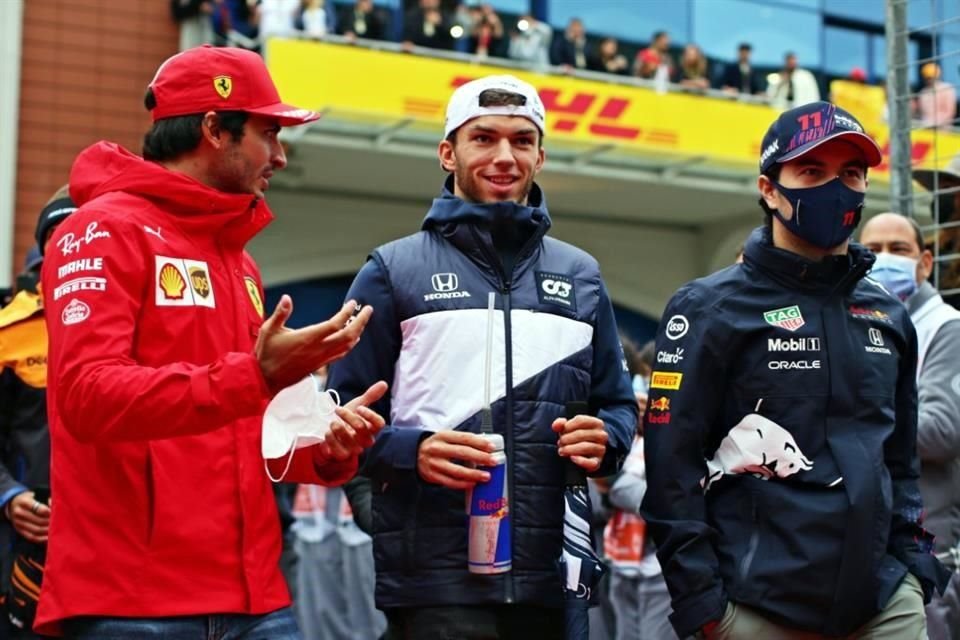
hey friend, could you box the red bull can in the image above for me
[466,434,511,574]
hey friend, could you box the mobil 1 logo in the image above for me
[536,272,576,311]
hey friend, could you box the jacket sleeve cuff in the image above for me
[668,587,727,639]
[0,486,27,515]
[589,423,628,478]
[906,552,953,602]
[386,426,431,472]
[360,426,432,484]
[312,453,360,487]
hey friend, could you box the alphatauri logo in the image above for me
[536,272,576,310]
[425,273,471,302]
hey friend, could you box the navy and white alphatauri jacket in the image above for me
[641,226,949,638]
[327,179,636,610]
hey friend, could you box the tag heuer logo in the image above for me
[764,305,805,332]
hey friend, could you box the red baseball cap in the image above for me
[148,45,319,126]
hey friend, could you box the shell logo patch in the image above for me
[159,263,187,300]
[244,276,264,318]
[214,75,232,99]
[155,257,216,308]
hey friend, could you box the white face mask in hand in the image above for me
[262,374,340,483]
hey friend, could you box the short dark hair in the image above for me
[758,165,782,220]
[652,30,667,42]
[446,88,543,148]
[142,88,249,162]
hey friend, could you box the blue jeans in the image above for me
[64,607,301,640]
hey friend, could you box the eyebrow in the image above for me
[467,124,538,137]
[795,158,866,170]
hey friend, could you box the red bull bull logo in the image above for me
[648,396,672,424]
[650,397,670,412]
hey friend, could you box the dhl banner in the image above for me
[267,38,960,179]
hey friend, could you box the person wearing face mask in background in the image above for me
[641,101,949,640]
[860,212,960,640]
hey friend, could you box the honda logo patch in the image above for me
[425,272,471,302]
[536,272,576,310]
[431,273,459,292]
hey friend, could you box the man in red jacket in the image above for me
[35,45,386,639]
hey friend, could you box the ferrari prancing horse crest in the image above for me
[214,75,232,99]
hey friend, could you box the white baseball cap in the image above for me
[443,75,546,139]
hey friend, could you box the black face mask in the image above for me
[930,194,957,222]
[770,178,865,249]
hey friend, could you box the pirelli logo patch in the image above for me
[650,371,683,390]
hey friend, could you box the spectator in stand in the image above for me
[588,37,629,76]
[402,0,454,52]
[720,42,763,95]
[170,0,215,50]
[297,0,335,39]
[635,31,674,79]
[677,44,709,91]
[551,17,588,72]
[508,14,552,68]
[464,3,504,59]
[212,0,260,50]
[257,0,301,40]
[768,51,821,110]
[634,48,660,81]
[916,63,957,130]
[337,0,386,42]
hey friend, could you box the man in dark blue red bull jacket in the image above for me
[642,101,950,639]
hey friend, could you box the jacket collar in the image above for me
[742,225,875,293]
[906,281,941,315]
[70,142,273,248]
[422,176,551,232]
[422,176,551,282]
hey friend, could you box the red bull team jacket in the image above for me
[641,226,949,638]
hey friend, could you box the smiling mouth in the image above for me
[485,176,517,186]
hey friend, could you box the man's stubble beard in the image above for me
[454,158,535,205]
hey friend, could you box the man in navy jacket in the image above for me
[327,75,636,639]
[642,102,949,639]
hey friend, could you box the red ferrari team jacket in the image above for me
[35,142,356,635]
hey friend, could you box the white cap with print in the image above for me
[443,75,546,139]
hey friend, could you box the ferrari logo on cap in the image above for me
[214,75,232,99]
